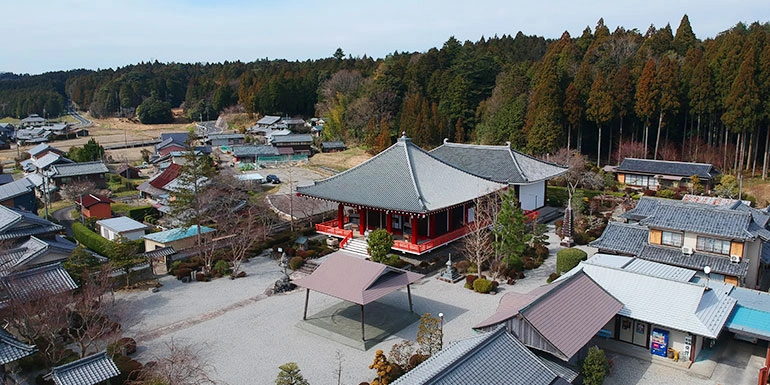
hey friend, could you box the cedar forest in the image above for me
[2,16,770,176]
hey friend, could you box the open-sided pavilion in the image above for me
[294,251,424,350]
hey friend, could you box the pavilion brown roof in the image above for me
[475,271,622,360]
[294,251,423,305]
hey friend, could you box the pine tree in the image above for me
[493,188,529,269]
[653,55,680,159]
[563,82,582,151]
[722,49,760,172]
[275,362,310,385]
[673,14,697,56]
[586,72,613,165]
[635,59,658,157]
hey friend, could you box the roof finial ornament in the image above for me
[402,131,406,138]
[443,138,449,144]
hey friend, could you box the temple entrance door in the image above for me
[392,215,402,231]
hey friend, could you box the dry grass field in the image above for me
[308,147,372,171]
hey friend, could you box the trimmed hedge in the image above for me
[473,278,494,293]
[72,222,112,257]
[127,206,156,222]
[556,247,588,273]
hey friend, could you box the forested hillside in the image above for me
[2,16,770,175]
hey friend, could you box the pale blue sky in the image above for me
[4,0,769,75]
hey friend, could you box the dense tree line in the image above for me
[2,16,770,175]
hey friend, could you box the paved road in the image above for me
[52,205,75,237]
[66,106,92,128]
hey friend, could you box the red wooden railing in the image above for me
[393,221,489,254]
[339,231,353,249]
[316,219,353,247]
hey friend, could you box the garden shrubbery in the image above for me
[556,248,587,273]
[473,278,493,293]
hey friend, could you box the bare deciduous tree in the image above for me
[130,340,217,385]
[459,193,497,276]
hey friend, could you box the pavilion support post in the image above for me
[337,204,344,229]
[407,284,414,312]
[359,207,365,235]
[303,289,310,320]
[386,212,392,233]
[447,208,452,231]
[429,214,436,238]
[361,305,366,341]
[411,215,419,244]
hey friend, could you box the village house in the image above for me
[49,161,109,189]
[321,141,346,153]
[610,158,719,191]
[0,177,37,212]
[0,327,37,374]
[0,205,77,273]
[137,163,182,208]
[142,225,214,251]
[75,194,114,219]
[231,144,280,164]
[590,196,770,289]
[254,115,281,128]
[270,133,313,156]
[97,216,148,241]
[209,133,245,147]
[477,254,739,365]
[0,174,15,186]
[430,140,568,211]
[20,114,45,127]
[115,164,140,179]
[45,351,120,385]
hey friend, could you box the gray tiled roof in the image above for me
[51,161,109,178]
[28,143,56,157]
[2,263,77,303]
[589,222,648,255]
[430,141,568,184]
[639,244,750,278]
[0,174,14,185]
[256,115,281,125]
[270,134,313,144]
[0,206,64,241]
[48,351,120,385]
[392,327,566,385]
[232,145,280,157]
[626,197,757,240]
[616,158,719,179]
[0,328,36,365]
[297,136,505,213]
[0,177,35,202]
[209,133,244,140]
[33,153,72,169]
[322,141,346,149]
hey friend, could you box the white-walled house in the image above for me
[97,216,148,241]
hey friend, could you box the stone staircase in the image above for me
[297,259,320,275]
[343,238,369,256]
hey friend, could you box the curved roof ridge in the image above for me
[623,157,714,167]
[402,138,427,211]
[506,143,528,183]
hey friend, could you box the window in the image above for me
[696,236,731,255]
[661,231,683,247]
[625,174,659,189]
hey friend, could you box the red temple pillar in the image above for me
[428,213,436,238]
[337,204,344,229]
[386,212,392,233]
[411,215,419,244]
[359,207,366,235]
[447,208,453,231]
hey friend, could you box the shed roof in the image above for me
[638,244,750,278]
[475,271,622,360]
[392,327,571,385]
[28,143,62,157]
[616,158,718,179]
[0,328,36,365]
[294,251,423,305]
[297,136,505,213]
[430,141,568,184]
[75,194,113,208]
[143,225,214,244]
[322,141,346,150]
[51,161,109,178]
[97,216,147,233]
[48,351,120,385]
[115,164,139,175]
[33,153,72,169]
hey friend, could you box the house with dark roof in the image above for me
[475,270,622,364]
[20,114,45,127]
[612,158,719,191]
[0,236,77,273]
[0,177,37,212]
[115,164,140,179]
[321,141,346,153]
[270,134,313,155]
[430,140,568,211]
[231,144,280,163]
[392,327,576,385]
[75,194,113,219]
[0,328,36,373]
[28,143,64,161]
[298,135,506,255]
[209,133,245,147]
[255,115,281,127]
[50,161,109,189]
[46,351,119,385]
[1,263,77,305]
[591,196,770,289]
[0,174,15,186]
